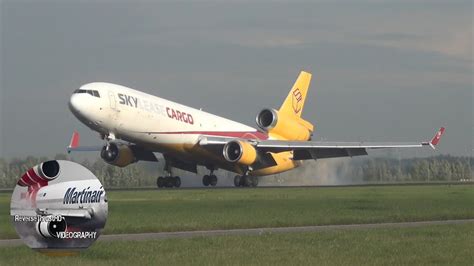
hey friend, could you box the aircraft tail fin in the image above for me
[279,71,312,117]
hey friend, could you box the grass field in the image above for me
[1,184,473,239]
[0,223,472,265]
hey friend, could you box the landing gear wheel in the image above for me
[202,175,210,186]
[209,175,218,187]
[173,176,181,188]
[234,175,242,187]
[166,176,175,188]
[157,176,164,188]
[250,176,258,187]
[243,176,253,187]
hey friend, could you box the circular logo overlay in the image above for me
[10,160,108,254]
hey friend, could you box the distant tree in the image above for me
[54,153,69,160]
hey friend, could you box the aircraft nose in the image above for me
[68,93,83,115]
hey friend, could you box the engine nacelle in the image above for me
[36,216,67,238]
[256,108,313,141]
[223,140,257,166]
[100,143,136,167]
[17,160,61,187]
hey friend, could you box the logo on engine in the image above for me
[292,88,303,114]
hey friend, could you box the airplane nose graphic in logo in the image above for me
[292,88,303,114]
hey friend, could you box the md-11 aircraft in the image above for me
[68,71,445,188]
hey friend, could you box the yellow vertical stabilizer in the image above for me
[279,71,312,117]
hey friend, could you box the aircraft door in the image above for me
[107,91,119,129]
[108,91,116,110]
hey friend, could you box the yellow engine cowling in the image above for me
[100,143,136,167]
[256,108,313,140]
[223,140,257,166]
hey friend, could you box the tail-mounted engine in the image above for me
[256,108,313,141]
[223,140,257,166]
[100,143,136,167]
[17,160,61,187]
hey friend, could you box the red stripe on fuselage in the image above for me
[152,131,268,140]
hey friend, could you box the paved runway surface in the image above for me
[1,219,473,247]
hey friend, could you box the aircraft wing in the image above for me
[200,127,445,160]
[257,141,412,159]
[36,208,94,219]
[66,131,158,162]
[66,131,102,153]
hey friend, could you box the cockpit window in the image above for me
[73,89,100,98]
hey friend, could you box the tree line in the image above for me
[0,154,472,189]
[0,154,161,189]
[348,155,473,183]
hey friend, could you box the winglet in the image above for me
[427,127,445,150]
[67,131,80,153]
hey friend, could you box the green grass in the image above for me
[0,223,472,265]
[1,185,473,239]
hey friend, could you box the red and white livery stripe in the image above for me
[17,167,49,187]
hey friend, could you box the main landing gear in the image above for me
[202,174,217,187]
[202,168,218,187]
[157,165,181,188]
[234,175,258,187]
[157,176,181,188]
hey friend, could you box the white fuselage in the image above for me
[36,180,106,211]
[69,82,268,167]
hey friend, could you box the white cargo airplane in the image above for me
[68,71,445,188]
